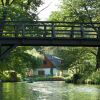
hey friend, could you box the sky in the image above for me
[38,0,60,21]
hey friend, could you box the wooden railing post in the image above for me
[70,26,74,38]
[80,23,84,38]
[97,27,100,39]
[43,25,47,37]
[51,23,56,38]
[22,23,25,37]
[0,21,5,36]
[14,24,18,37]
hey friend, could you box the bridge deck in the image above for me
[0,37,100,46]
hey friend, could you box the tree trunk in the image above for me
[0,45,1,56]
[0,83,3,99]
[96,47,100,70]
[96,27,100,70]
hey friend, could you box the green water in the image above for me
[0,81,100,100]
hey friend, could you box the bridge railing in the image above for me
[0,21,100,39]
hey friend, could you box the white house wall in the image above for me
[33,68,60,76]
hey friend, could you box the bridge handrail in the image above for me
[0,21,100,39]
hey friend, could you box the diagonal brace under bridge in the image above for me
[0,45,17,59]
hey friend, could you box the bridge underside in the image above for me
[0,37,100,47]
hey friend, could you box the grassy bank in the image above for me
[32,76,65,81]
[65,71,100,84]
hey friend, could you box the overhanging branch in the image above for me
[1,0,4,6]
[0,45,17,59]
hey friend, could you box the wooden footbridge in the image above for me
[0,21,100,59]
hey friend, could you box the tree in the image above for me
[49,0,100,70]
[0,0,43,37]
[0,0,42,35]
[0,47,43,74]
[0,0,43,79]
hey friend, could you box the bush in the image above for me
[72,73,83,83]
[0,71,21,82]
[89,71,100,84]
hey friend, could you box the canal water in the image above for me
[0,81,100,100]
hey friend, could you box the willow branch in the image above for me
[36,2,52,15]
[10,0,16,5]
[1,0,4,6]
[6,0,10,5]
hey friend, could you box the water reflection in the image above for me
[0,82,100,100]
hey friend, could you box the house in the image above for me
[33,54,63,76]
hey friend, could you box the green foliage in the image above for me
[0,71,21,82]
[49,0,100,22]
[0,0,43,20]
[33,76,64,81]
[0,0,43,81]
[0,46,43,75]
[87,71,100,84]
[48,0,100,84]
[53,47,96,70]
[72,73,82,83]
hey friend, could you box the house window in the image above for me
[61,60,64,64]
[38,70,45,76]
[43,60,47,64]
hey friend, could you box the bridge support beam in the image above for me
[0,37,100,47]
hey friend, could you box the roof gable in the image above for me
[45,54,62,67]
